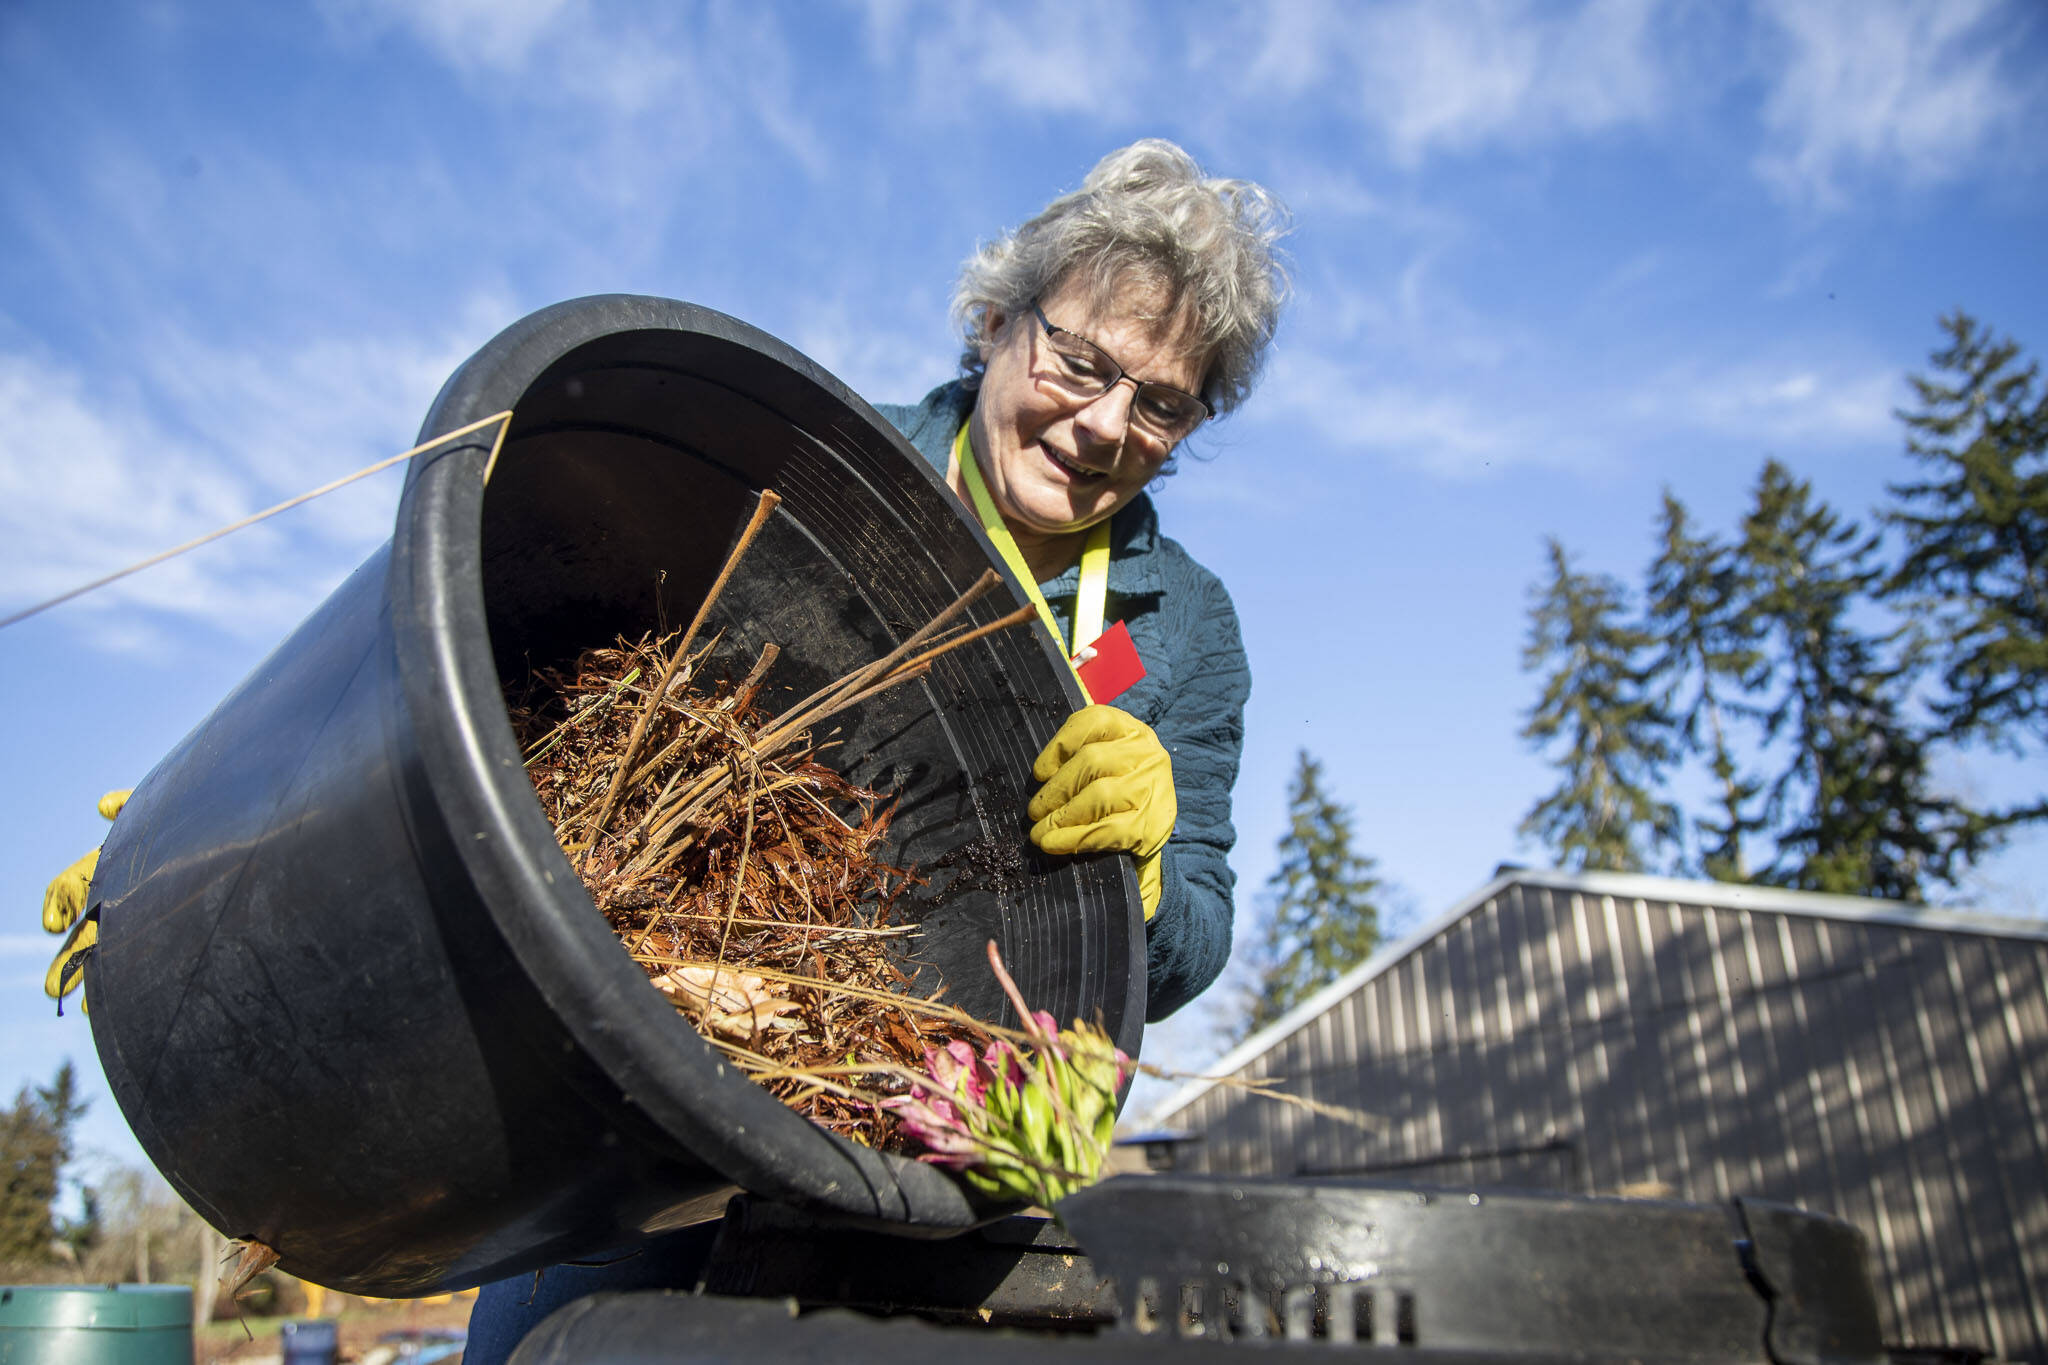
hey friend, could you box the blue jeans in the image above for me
[462,1222,725,1365]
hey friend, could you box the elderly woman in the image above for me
[461,146,1285,1356]
[877,138,1288,1022]
[30,145,1285,1365]
[25,141,1279,1365]
[456,147,1285,1359]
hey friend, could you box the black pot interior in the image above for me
[473,326,1140,1055]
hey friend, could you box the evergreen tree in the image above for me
[1738,461,1985,899]
[1645,493,1768,881]
[0,1062,88,1269]
[1520,539,1678,872]
[58,1186,101,1268]
[1242,751,1384,1035]
[1886,312,2048,783]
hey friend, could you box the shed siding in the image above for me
[1162,881,2048,1363]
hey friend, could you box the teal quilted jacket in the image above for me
[873,382,1248,1022]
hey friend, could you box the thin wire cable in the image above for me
[0,410,514,632]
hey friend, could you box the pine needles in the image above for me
[502,490,1035,1147]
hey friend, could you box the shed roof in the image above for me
[1152,865,2048,1122]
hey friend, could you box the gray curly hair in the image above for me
[952,139,1290,420]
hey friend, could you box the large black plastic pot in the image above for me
[83,295,1145,1296]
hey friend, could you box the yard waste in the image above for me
[506,515,1033,1150]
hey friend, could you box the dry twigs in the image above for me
[504,491,1034,1147]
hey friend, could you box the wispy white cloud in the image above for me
[1366,0,1663,164]
[0,295,507,648]
[846,0,2035,207]
[1262,349,1535,480]
[1763,245,1839,301]
[1625,356,1900,449]
[1228,0,1666,165]
[1270,164,1388,223]
[855,0,1142,123]
[131,299,506,545]
[320,0,832,196]
[1754,0,2036,207]
[1587,249,1669,306]
[787,304,958,412]
[1149,437,1303,521]
[0,347,252,609]
[303,0,839,261]
[332,0,579,74]
[1259,314,1902,483]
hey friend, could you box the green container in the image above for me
[0,1285,192,1364]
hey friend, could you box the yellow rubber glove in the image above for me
[1026,707,1175,919]
[42,789,131,1007]
[42,849,99,935]
[44,918,97,1004]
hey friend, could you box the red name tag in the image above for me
[1075,620,1145,704]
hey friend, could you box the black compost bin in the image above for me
[82,295,1146,1296]
[506,1177,1890,1364]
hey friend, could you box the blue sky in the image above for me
[2,0,2043,1173]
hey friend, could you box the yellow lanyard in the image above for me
[952,424,1111,696]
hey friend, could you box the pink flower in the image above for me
[884,942,1139,1204]
[883,1038,1006,1169]
[881,1084,978,1168]
[926,1039,988,1105]
[901,1109,981,1167]
[982,1038,1026,1089]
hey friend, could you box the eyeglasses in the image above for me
[1030,304,1211,444]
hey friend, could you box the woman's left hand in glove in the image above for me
[1027,707,1175,918]
[41,789,130,1007]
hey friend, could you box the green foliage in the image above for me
[1886,311,2048,774]
[1737,461,1988,899]
[75,1164,212,1289]
[1520,539,1679,873]
[0,1062,88,1270]
[1243,751,1384,1035]
[1516,313,2043,905]
[59,1186,101,1266]
[1645,493,1768,880]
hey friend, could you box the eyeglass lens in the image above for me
[1037,325,1207,439]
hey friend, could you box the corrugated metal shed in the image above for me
[1153,868,2048,1363]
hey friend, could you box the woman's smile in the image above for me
[1043,443,1107,482]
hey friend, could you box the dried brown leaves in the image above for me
[509,630,943,1144]
[503,499,1033,1148]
